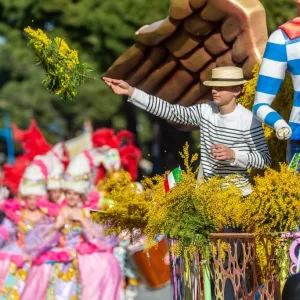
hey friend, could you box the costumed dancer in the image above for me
[0,164,53,299]
[84,128,141,209]
[32,142,69,217]
[43,143,68,204]
[20,153,122,300]
[92,129,142,300]
[253,0,300,163]
[2,120,53,198]
[92,128,142,205]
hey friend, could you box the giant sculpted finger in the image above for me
[103,0,268,130]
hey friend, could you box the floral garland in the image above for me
[244,165,300,234]
[92,143,245,258]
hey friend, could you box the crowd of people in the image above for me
[0,123,142,300]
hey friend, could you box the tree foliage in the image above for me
[0,0,169,144]
[260,0,298,33]
[0,0,296,159]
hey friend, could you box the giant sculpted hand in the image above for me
[276,127,292,140]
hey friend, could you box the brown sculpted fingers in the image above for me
[105,0,267,111]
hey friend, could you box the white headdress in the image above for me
[19,164,47,196]
[63,152,93,195]
[33,142,66,190]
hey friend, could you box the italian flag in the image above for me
[164,167,183,193]
[289,153,300,172]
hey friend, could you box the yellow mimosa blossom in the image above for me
[24,27,92,101]
[24,26,51,46]
[244,165,300,234]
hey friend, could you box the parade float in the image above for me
[97,0,300,298]
[90,142,300,299]
[24,0,300,298]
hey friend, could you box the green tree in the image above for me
[0,0,169,144]
[0,0,297,169]
[260,0,298,33]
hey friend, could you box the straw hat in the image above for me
[203,66,247,87]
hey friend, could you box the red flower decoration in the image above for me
[92,128,118,149]
[3,119,52,195]
[119,145,142,181]
[117,130,135,147]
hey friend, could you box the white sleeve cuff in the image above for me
[230,150,248,169]
[273,119,291,131]
[127,88,150,110]
[127,88,138,103]
[230,157,237,166]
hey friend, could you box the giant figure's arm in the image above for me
[253,29,291,139]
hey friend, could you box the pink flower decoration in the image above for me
[0,252,8,260]
[10,254,25,268]
[56,251,71,263]
[3,199,22,212]
[83,191,100,209]
[2,199,22,224]
[33,250,71,265]
[0,226,8,241]
[60,199,67,208]
[36,196,48,205]
[76,242,98,255]
[87,190,100,204]
[0,253,25,268]
[37,197,59,217]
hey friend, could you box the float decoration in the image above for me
[103,0,267,119]
[91,143,245,256]
[238,63,294,170]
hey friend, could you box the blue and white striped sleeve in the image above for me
[253,29,290,131]
[128,88,202,126]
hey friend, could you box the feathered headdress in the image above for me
[119,145,142,181]
[12,120,51,160]
[117,130,135,147]
[3,157,29,195]
[92,128,142,182]
[3,120,52,195]
[92,128,118,149]
[52,142,70,170]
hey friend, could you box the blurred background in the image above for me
[0,0,296,176]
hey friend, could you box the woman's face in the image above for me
[24,195,37,210]
[48,189,62,203]
[65,189,82,207]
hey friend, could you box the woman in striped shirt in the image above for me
[103,66,271,196]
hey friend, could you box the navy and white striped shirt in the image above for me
[129,89,271,195]
[254,28,300,139]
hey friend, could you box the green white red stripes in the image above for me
[164,167,183,193]
[289,153,300,172]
